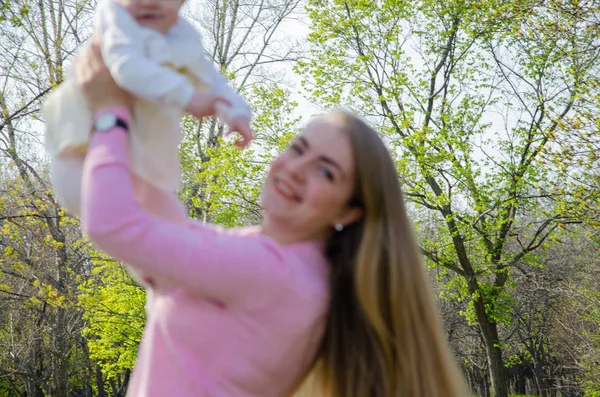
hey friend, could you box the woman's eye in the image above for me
[319,167,334,181]
[290,144,303,154]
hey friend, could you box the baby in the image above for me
[43,0,252,221]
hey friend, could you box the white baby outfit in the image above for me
[43,0,251,216]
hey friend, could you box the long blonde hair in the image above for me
[303,111,467,397]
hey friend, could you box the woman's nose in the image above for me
[286,157,308,181]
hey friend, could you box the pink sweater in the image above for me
[81,108,330,397]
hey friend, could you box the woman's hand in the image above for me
[76,40,134,112]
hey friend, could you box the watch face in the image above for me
[95,114,117,131]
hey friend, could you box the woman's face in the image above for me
[262,120,361,241]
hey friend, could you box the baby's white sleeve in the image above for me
[204,61,252,120]
[96,1,195,108]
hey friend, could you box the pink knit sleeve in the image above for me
[81,108,290,306]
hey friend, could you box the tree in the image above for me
[551,230,600,396]
[502,234,578,397]
[0,170,94,396]
[0,0,110,394]
[434,272,491,396]
[78,256,146,396]
[297,0,600,395]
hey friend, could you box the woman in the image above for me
[76,43,467,397]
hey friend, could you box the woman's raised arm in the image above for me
[76,45,290,308]
[81,119,291,307]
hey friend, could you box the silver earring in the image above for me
[335,223,344,232]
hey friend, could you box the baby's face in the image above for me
[117,0,184,34]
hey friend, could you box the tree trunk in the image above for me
[474,297,508,397]
[482,371,490,397]
[25,379,44,397]
[96,365,106,397]
[533,361,548,397]
[466,368,476,395]
[516,364,527,395]
[50,308,69,396]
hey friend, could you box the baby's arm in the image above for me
[202,61,253,146]
[95,1,196,109]
[204,62,252,120]
[184,91,229,120]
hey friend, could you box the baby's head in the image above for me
[116,0,184,34]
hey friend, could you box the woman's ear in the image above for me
[333,206,364,229]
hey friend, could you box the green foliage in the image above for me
[584,390,600,397]
[576,285,600,394]
[0,0,31,26]
[0,166,92,396]
[78,256,146,381]
[1,0,598,394]
[298,0,599,395]
[299,0,599,320]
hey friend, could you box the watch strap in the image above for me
[112,118,129,131]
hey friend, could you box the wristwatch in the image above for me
[93,113,129,133]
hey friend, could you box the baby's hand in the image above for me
[215,103,253,148]
[185,92,228,120]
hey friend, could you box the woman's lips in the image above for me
[274,179,300,201]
